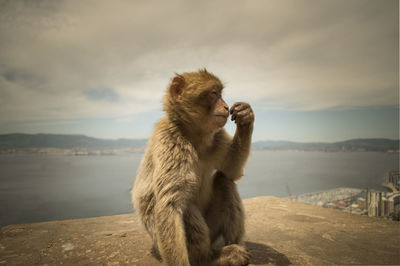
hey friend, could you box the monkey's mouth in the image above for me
[214,114,228,125]
[215,114,229,118]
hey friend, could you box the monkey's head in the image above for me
[164,69,229,134]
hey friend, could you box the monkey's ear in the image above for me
[169,75,184,100]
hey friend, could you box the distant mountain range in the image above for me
[0,133,147,150]
[0,133,398,152]
[252,139,399,152]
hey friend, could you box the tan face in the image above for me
[207,88,229,130]
[167,71,229,133]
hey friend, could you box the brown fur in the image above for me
[132,69,254,266]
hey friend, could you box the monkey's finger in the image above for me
[231,108,245,121]
[238,113,254,126]
[229,104,237,114]
[230,105,249,119]
[231,112,237,121]
[230,102,249,114]
[230,108,240,120]
[238,114,252,124]
[234,109,252,119]
[230,110,237,120]
[230,102,246,114]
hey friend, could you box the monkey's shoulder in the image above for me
[148,118,198,161]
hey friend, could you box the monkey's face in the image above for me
[166,70,229,133]
[204,86,229,130]
[184,79,229,132]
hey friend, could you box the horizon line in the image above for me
[1,132,398,144]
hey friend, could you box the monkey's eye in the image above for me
[210,90,219,99]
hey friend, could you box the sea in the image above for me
[0,150,398,227]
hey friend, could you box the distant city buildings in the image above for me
[292,172,400,221]
[361,172,400,220]
[364,190,400,219]
[0,147,145,155]
[383,171,400,191]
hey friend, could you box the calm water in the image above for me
[0,151,398,227]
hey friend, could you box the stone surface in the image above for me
[1,196,399,265]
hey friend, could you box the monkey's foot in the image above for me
[213,244,251,266]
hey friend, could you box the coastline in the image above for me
[0,147,399,156]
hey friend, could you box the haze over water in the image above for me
[0,151,398,227]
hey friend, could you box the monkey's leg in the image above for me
[183,204,212,265]
[206,171,245,243]
[206,172,250,266]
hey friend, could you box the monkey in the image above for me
[131,69,254,266]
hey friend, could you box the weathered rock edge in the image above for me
[1,196,399,265]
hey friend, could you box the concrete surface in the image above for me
[1,196,399,265]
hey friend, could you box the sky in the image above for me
[0,0,398,142]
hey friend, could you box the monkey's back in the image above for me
[131,117,190,237]
[131,138,156,236]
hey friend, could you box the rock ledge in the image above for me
[1,196,399,265]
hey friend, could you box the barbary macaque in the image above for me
[132,69,254,265]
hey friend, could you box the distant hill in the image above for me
[252,139,399,152]
[0,133,147,150]
[0,134,398,153]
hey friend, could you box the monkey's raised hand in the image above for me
[230,102,254,127]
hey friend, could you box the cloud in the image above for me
[0,0,397,123]
[83,88,120,103]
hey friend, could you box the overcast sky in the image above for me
[0,0,398,142]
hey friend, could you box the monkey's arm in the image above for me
[152,141,199,265]
[219,102,254,181]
